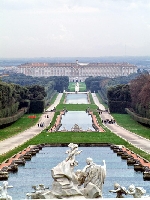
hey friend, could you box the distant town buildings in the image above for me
[17,61,137,82]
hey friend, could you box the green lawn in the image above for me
[56,104,97,111]
[89,92,95,104]
[45,92,58,109]
[56,90,96,111]
[68,82,86,92]
[0,92,150,164]
[1,125,150,163]
[0,114,41,141]
[96,93,108,109]
[0,93,59,142]
[112,113,150,140]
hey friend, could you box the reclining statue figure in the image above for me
[26,143,107,199]
[51,143,106,198]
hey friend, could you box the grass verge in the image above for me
[68,82,86,92]
[0,92,150,164]
[1,128,149,163]
[0,114,41,141]
[112,113,150,140]
[0,93,59,142]
[96,93,108,109]
[56,104,97,111]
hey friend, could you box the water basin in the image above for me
[1,146,150,199]
[59,111,95,131]
[65,93,88,104]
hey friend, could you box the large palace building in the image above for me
[17,60,137,82]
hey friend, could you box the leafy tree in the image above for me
[107,84,131,113]
[52,76,69,92]
[26,85,46,100]
[90,81,100,92]
[129,74,150,118]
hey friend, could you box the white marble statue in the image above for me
[127,184,148,198]
[109,183,127,198]
[0,181,13,200]
[109,183,149,198]
[50,143,83,198]
[83,158,106,189]
[26,143,107,199]
[65,143,82,166]
[77,157,106,198]
[26,184,49,199]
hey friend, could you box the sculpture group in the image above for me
[26,143,106,199]
[1,143,149,199]
[109,182,149,198]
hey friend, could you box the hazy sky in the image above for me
[1,0,150,58]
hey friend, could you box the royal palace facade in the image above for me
[17,61,137,82]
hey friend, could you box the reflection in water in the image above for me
[66,93,88,104]
[59,111,95,131]
[1,147,149,199]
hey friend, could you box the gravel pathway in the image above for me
[92,93,150,154]
[0,93,63,155]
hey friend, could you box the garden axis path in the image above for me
[0,93,63,155]
[92,93,150,154]
[0,92,150,156]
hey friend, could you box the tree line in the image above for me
[130,74,150,119]
[0,74,69,125]
[85,72,150,121]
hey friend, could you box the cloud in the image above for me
[49,24,74,43]
[57,5,99,13]
[0,0,34,11]
[0,0,99,14]
[0,0,150,57]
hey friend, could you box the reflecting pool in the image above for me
[1,146,150,199]
[66,93,88,104]
[58,111,95,131]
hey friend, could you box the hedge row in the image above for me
[108,101,130,113]
[98,90,108,104]
[29,100,45,113]
[125,108,150,126]
[135,103,150,119]
[0,108,28,126]
[0,102,19,118]
[45,90,57,108]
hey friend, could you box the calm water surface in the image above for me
[1,147,149,199]
[66,93,88,104]
[58,111,95,131]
